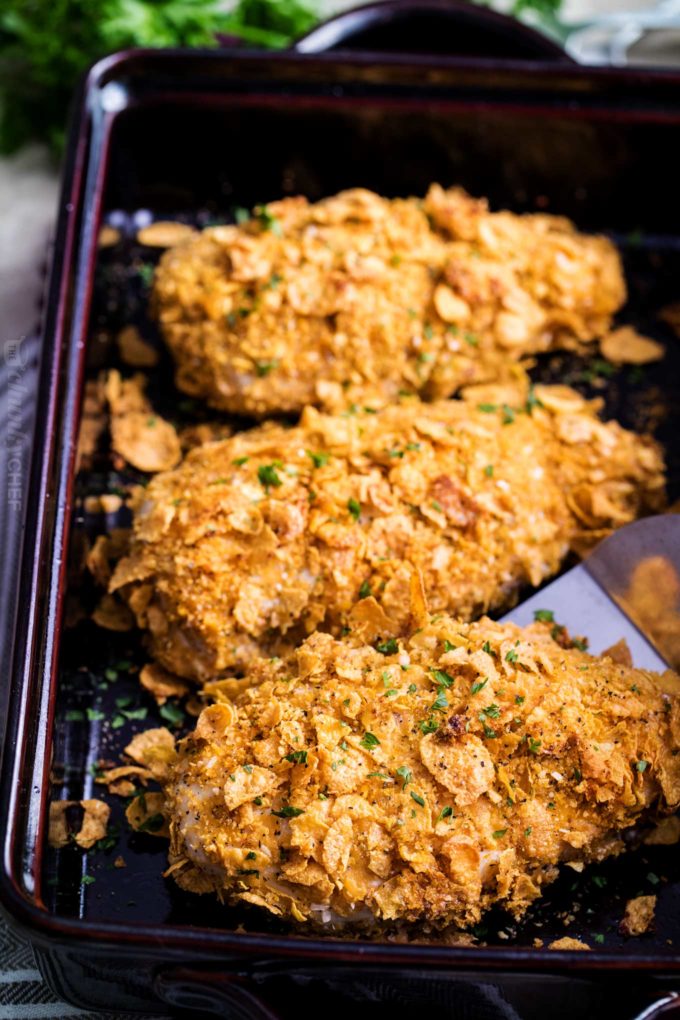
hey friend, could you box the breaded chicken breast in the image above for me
[110,387,665,682]
[152,185,625,416]
[164,614,680,928]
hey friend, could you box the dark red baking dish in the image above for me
[4,4,680,1017]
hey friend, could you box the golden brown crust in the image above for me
[152,186,625,417]
[164,616,680,929]
[110,389,665,682]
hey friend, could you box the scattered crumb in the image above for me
[124,727,177,781]
[76,379,107,470]
[548,937,591,951]
[644,815,680,846]
[86,535,114,587]
[136,221,196,248]
[602,638,633,667]
[48,799,111,849]
[99,494,124,514]
[186,695,203,717]
[659,302,680,337]
[98,225,121,248]
[178,421,233,451]
[620,895,656,936]
[105,370,181,473]
[599,326,664,365]
[139,663,190,704]
[114,855,127,868]
[117,325,159,368]
[97,764,153,797]
[125,790,169,837]
[92,593,135,632]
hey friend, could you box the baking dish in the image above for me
[3,4,680,1016]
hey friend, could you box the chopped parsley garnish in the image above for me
[515,695,525,705]
[478,403,497,413]
[471,678,488,695]
[367,772,391,781]
[484,464,494,478]
[283,750,308,765]
[358,580,372,600]
[437,806,454,822]
[65,709,85,722]
[159,702,185,728]
[533,609,555,623]
[464,331,479,347]
[232,456,249,466]
[431,668,455,688]
[647,872,661,886]
[444,639,455,652]
[407,683,417,694]
[258,463,283,491]
[376,638,398,656]
[431,500,443,513]
[527,736,542,755]
[636,759,649,773]
[572,637,589,652]
[255,205,282,235]
[307,450,330,468]
[80,875,96,886]
[524,826,532,837]
[410,792,425,807]
[525,386,544,415]
[482,641,494,656]
[420,718,439,735]
[505,648,519,663]
[482,724,497,739]
[347,497,361,521]
[255,359,279,377]
[237,868,260,877]
[501,405,515,425]
[85,708,104,722]
[264,273,282,290]
[360,732,381,751]
[396,766,413,789]
[431,689,449,713]
[479,703,500,720]
[272,805,305,818]
[492,829,507,839]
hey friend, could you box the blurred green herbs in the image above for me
[0,0,320,155]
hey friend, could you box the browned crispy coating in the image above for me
[110,388,665,683]
[152,186,625,417]
[164,616,680,928]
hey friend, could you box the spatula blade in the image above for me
[500,515,680,673]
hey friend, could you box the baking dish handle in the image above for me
[293,0,573,63]
[154,967,282,1020]
[632,994,680,1020]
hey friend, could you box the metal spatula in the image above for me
[501,515,680,672]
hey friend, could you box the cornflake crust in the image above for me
[153,185,626,417]
[163,614,680,929]
[110,388,665,682]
